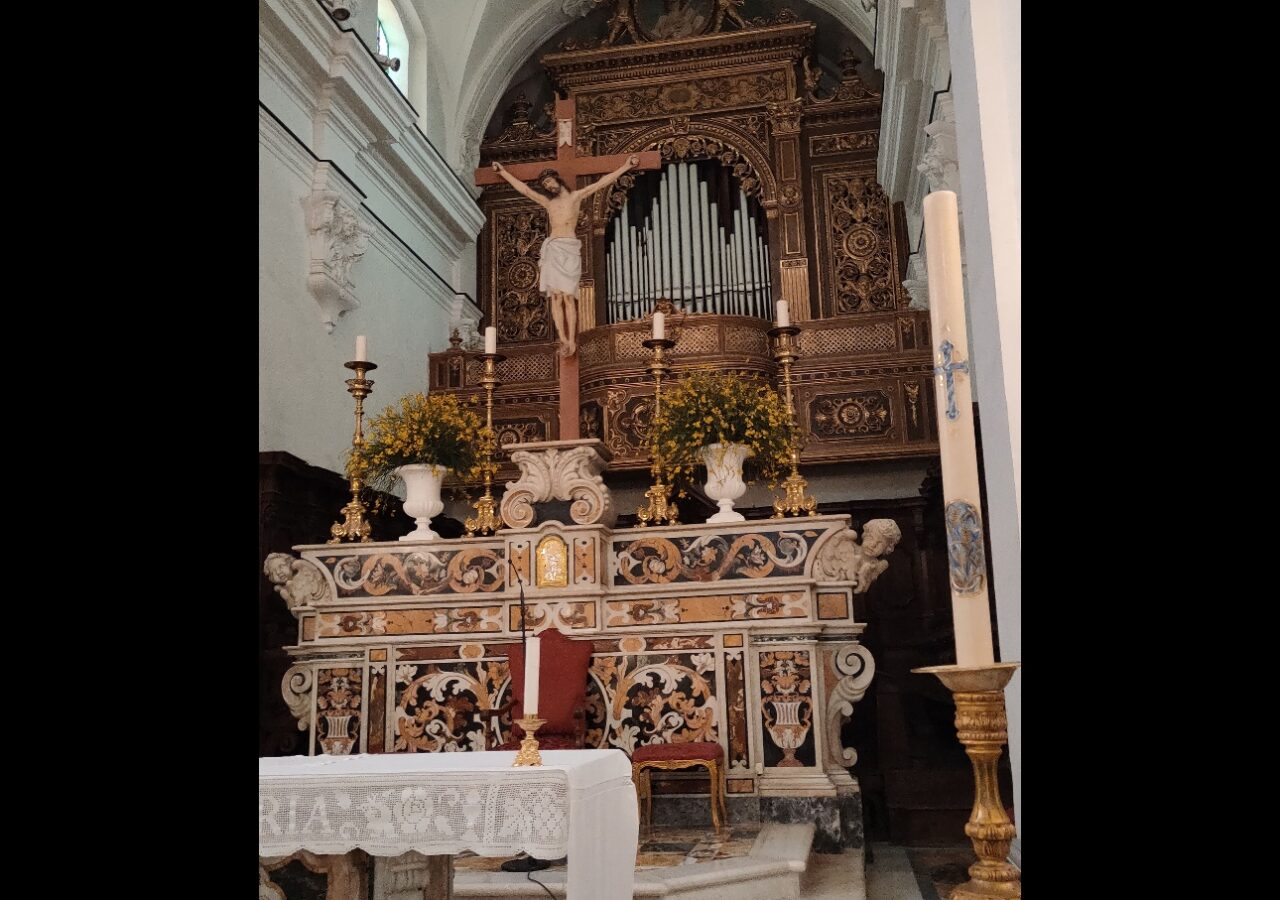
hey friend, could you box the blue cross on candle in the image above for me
[934,340,969,421]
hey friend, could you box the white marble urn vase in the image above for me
[395,464,446,541]
[701,442,753,523]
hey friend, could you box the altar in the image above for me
[266,491,897,854]
[262,7,916,888]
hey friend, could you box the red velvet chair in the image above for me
[483,628,595,751]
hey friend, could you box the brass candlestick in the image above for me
[465,352,504,536]
[768,325,817,517]
[913,663,1022,899]
[637,337,678,527]
[329,359,378,543]
[511,715,546,767]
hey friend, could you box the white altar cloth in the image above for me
[259,749,638,900]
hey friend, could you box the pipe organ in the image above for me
[605,161,772,323]
[442,11,938,472]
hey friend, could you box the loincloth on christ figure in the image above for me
[538,237,582,298]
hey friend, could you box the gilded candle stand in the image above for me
[465,352,505,537]
[636,336,678,527]
[913,663,1022,899]
[329,359,377,543]
[768,325,817,517]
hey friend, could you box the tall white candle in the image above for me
[484,326,497,355]
[922,191,995,667]
[776,300,791,327]
[653,311,665,340]
[524,635,541,717]
[355,335,367,361]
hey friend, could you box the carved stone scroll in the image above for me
[825,644,875,769]
[500,439,616,528]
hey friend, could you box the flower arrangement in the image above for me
[652,369,791,493]
[346,392,483,491]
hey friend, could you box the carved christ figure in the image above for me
[491,156,639,358]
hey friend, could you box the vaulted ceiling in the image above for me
[405,0,877,174]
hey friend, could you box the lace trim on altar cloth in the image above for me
[258,770,571,858]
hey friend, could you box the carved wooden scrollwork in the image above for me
[490,92,555,145]
[821,173,898,314]
[600,123,773,222]
[810,390,892,438]
[576,69,789,125]
[494,208,552,343]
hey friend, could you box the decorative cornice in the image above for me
[365,226,457,317]
[262,105,478,321]
[259,105,320,184]
[260,0,484,256]
[874,0,952,217]
[543,22,814,92]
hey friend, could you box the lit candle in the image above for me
[775,300,791,327]
[524,635,541,717]
[484,326,497,355]
[922,190,995,667]
[653,312,665,340]
[355,335,367,361]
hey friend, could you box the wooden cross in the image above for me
[474,97,663,441]
[473,97,662,188]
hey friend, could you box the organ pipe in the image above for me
[604,160,773,324]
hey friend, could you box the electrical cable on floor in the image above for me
[526,867,557,899]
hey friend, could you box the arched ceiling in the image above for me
[409,0,877,175]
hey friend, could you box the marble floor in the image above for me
[454,825,763,875]
[801,844,981,900]
[452,823,811,899]
[449,828,983,899]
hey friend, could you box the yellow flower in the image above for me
[346,392,483,492]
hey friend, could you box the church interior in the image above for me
[259,1,1020,898]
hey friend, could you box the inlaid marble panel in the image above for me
[613,530,821,586]
[606,592,808,626]
[392,659,510,753]
[314,667,362,756]
[758,650,816,768]
[586,649,719,753]
[316,548,506,598]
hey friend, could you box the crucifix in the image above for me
[475,97,662,440]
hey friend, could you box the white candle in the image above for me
[653,312,665,340]
[484,326,497,355]
[776,300,791,327]
[922,190,995,667]
[355,335,367,361]
[524,635,541,717]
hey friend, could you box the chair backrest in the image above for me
[505,628,594,735]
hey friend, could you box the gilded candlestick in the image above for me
[768,326,817,517]
[913,663,1022,899]
[329,359,378,543]
[511,715,546,767]
[637,337,678,527]
[465,352,504,536]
